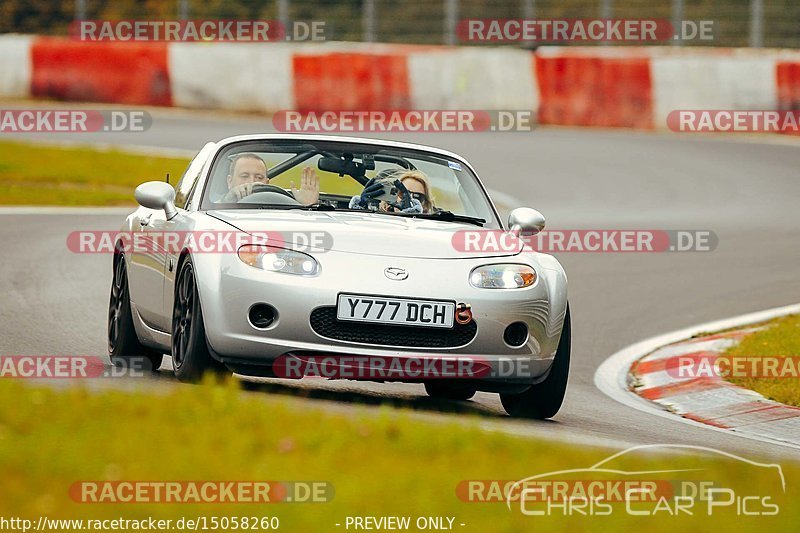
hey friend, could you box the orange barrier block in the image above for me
[293,52,410,112]
[535,54,653,129]
[776,61,800,135]
[31,37,171,106]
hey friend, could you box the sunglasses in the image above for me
[408,191,428,202]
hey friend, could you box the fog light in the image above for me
[248,304,277,329]
[504,322,528,347]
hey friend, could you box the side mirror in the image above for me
[134,181,177,220]
[508,207,546,236]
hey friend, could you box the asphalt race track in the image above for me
[2,105,799,460]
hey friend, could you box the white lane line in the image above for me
[0,138,196,159]
[594,302,800,450]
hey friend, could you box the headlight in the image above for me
[469,264,536,289]
[238,245,319,275]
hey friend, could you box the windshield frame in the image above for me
[198,138,502,227]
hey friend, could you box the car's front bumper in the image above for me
[193,249,568,386]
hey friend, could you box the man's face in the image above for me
[227,157,267,189]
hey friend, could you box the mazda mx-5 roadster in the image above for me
[108,134,570,418]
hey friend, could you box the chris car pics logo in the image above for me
[504,445,784,517]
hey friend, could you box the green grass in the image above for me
[0,140,190,205]
[725,315,800,407]
[0,378,797,531]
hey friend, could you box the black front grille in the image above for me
[309,307,477,348]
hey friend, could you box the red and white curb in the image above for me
[595,303,800,450]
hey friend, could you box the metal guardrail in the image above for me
[5,0,799,49]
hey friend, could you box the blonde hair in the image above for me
[396,170,434,213]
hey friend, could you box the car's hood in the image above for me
[208,210,517,259]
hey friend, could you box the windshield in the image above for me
[199,139,500,227]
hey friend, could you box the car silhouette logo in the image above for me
[384,267,408,281]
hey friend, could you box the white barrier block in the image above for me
[651,53,778,128]
[408,48,537,111]
[168,42,295,112]
[0,34,33,98]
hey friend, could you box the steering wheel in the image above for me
[249,183,294,198]
[238,183,301,205]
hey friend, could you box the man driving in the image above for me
[221,153,320,205]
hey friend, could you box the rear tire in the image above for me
[108,252,164,372]
[424,382,476,401]
[171,257,227,383]
[500,305,571,419]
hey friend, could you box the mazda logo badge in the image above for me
[384,267,408,281]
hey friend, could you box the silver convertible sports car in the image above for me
[108,134,569,418]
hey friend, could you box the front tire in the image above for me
[171,257,227,382]
[108,252,163,372]
[500,305,571,419]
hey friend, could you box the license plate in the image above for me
[336,294,455,328]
